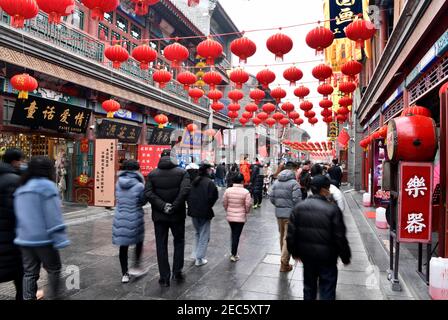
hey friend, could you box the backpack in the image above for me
[299,170,311,189]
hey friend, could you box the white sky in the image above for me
[218,0,328,142]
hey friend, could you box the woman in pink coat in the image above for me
[223,174,252,262]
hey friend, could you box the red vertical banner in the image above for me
[398,162,433,243]
[138,145,170,176]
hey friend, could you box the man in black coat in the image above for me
[287,175,351,300]
[328,158,343,188]
[0,148,24,300]
[144,149,191,287]
[215,162,226,187]
[250,162,264,209]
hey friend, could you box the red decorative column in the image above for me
[439,82,448,257]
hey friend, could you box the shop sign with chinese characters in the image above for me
[398,162,433,243]
[138,145,170,176]
[94,139,117,207]
[328,0,363,39]
[11,96,91,133]
[97,119,142,144]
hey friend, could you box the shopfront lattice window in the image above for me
[2,98,15,125]
[383,97,404,123]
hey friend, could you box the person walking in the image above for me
[226,163,239,188]
[310,164,345,212]
[250,161,264,209]
[239,156,251,187]
[14,156,70,300]
[0,148,25,300]
[328,159,343,188]
[298,160,312,200]
[223,174,252,262]
[144,149,190,287]
[187,163,219,267]
[269,163,301,272]
[215,162,226,188]
[112,160,146,283]
[287,175,351,300]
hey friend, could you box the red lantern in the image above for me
[230,37,257,64]
[359,138,370,149]
[82,0,120,21]
[131,44,157,70]
[266,33,293,61]
[401,106,432,117]
[256,69,276,89]
[372,130,382,140]
[308,117,318,125]
[281,102,295,113]
[299,101,313,112]
[11,73,38,99]
[323,116,333,123]
[36,0,74,24]
[153,69,172,89]
[338,96,353,107]
[130,0,159,15]
[321,108,332,117]
[228,103,241,112]
[294,86,310,101]
[270,87,287,104]
[188,88,204,103]
[204,128,216,137]
[341,60,363,78]
[197,38,223,65]
[252,117,262,126]
[154,114,169,128]
[337,106,350,115]
[249,89,265,104]
[288,111,300,120]
[339,81,357,94]
[0,0,39,28]
[164,42,189,69]
[262,103,276,114]
[305,26,334,54]
[265,118,276,127]
[228,111,239,121]
[283,66,303,86]
[187,123,198,132]
[294,118,304,126]
[211,102,224,112]
[305,110,316,119]
[105,43,129,69]
[187,0,199,6]
[345,18,376,48]
[279,118,290,126]
[257,112,269,121]
[245,103,258,113]
[102,99,120,118]
[379,125,388,138]
[312,64,333,82]
[228,89,244,103]
[336,114,347,123]
[177,71,197,90]
[207,89,223,102]
[319,99,333,109]
[242,111,253,119]
[229,69,249,89]
[273,112,284,122]
[80,139,89,153]
[203,71,222,90]
[239,117,249,126]
[317,83,334,96]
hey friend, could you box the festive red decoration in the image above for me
[305,26,334,54]
[239,117,249,126]
[319,99,333,109]
[0,0,39,28]
[288,111,300,120]
[257,112,269,121]
[323,116,333,123]
[228,111,239,121]
[338,96,353,107]
[229,69,249,89]
[177,71,197,90]
[11,73,38,99]
[359,138,370,149]
[256,69,276,89]
[207,89,223,102]
[245,103,258,113]
[228,103,241,112]
[187,0,200,7]
[312,64,333,82]
[308,117,318,125]
[341,60,363,78]
[401,106,432,117]
[283,66,303,86]
[102,99,120,118]
[187,123,198,132]
[279,118,290,126]
[345,18,376,48]
[154,114,168,128]
[294,86,310,99]
[321,108,332,117]
[379,125,388,138]
[197,38,223,65]
[337,106,350,115]
[265,118,276,127]
[228,89,244,103]
[164,42,189,69]
[294,118,304,126]
[188,88,204,103]
[211,102,224,112]
[281,102,295,113]
[130,0,159,15]
[105,43,129,69]
[304,110,316,118]
[336,114,347,123]
[80,139,89,153]
[270,87,287,104]
[299,101,313,112]
[273,112,284,122]
[203,71,222,90]
[252,117,262,126]
[262,103,276,114]
[249,89,265,104]
[82,0,120,20]
[131,44,157,70]
[36,0,74,24]
[204,128,216,137]
[266,33,293,61]
[317,83,334,96]
[372,131,382,140]
[242,111,253,119]
[153,69,172,89]
[339,81,357,94]
[230,37,257,64]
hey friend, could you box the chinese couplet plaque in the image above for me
[398,162,433,243]
[138,145,170,176]
[94,139,117,207]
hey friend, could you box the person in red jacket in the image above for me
[239,156,251,187]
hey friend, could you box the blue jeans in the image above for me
[215,177,225,187]
[303,262,338,300]
[192,217,211,260]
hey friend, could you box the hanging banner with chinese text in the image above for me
[398,162,433,243]
[328,0,363,39]
[138,145,170,176]
[94,139,117,207]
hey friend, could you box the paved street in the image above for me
[0,188,419,300]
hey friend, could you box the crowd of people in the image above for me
[0,147,350,300]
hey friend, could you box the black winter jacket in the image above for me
[286,195,351,266]
[250,164,264,195]
[0,162,22,281]
[187,176,219,219]
[215,164,226,179]
[144,157,191,223]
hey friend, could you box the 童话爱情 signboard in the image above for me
[398,162,433,243]
[94,139,117,207]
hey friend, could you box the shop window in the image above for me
[2,98,15,125]
[63,9,84,30]
[104,11,113,24]
[131,24,142,40]
[116,14,128,33]
[98,23,109,40]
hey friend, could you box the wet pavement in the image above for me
[0,187,421,300]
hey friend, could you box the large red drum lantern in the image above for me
[386,115,437,162]
[401,106,432,117]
